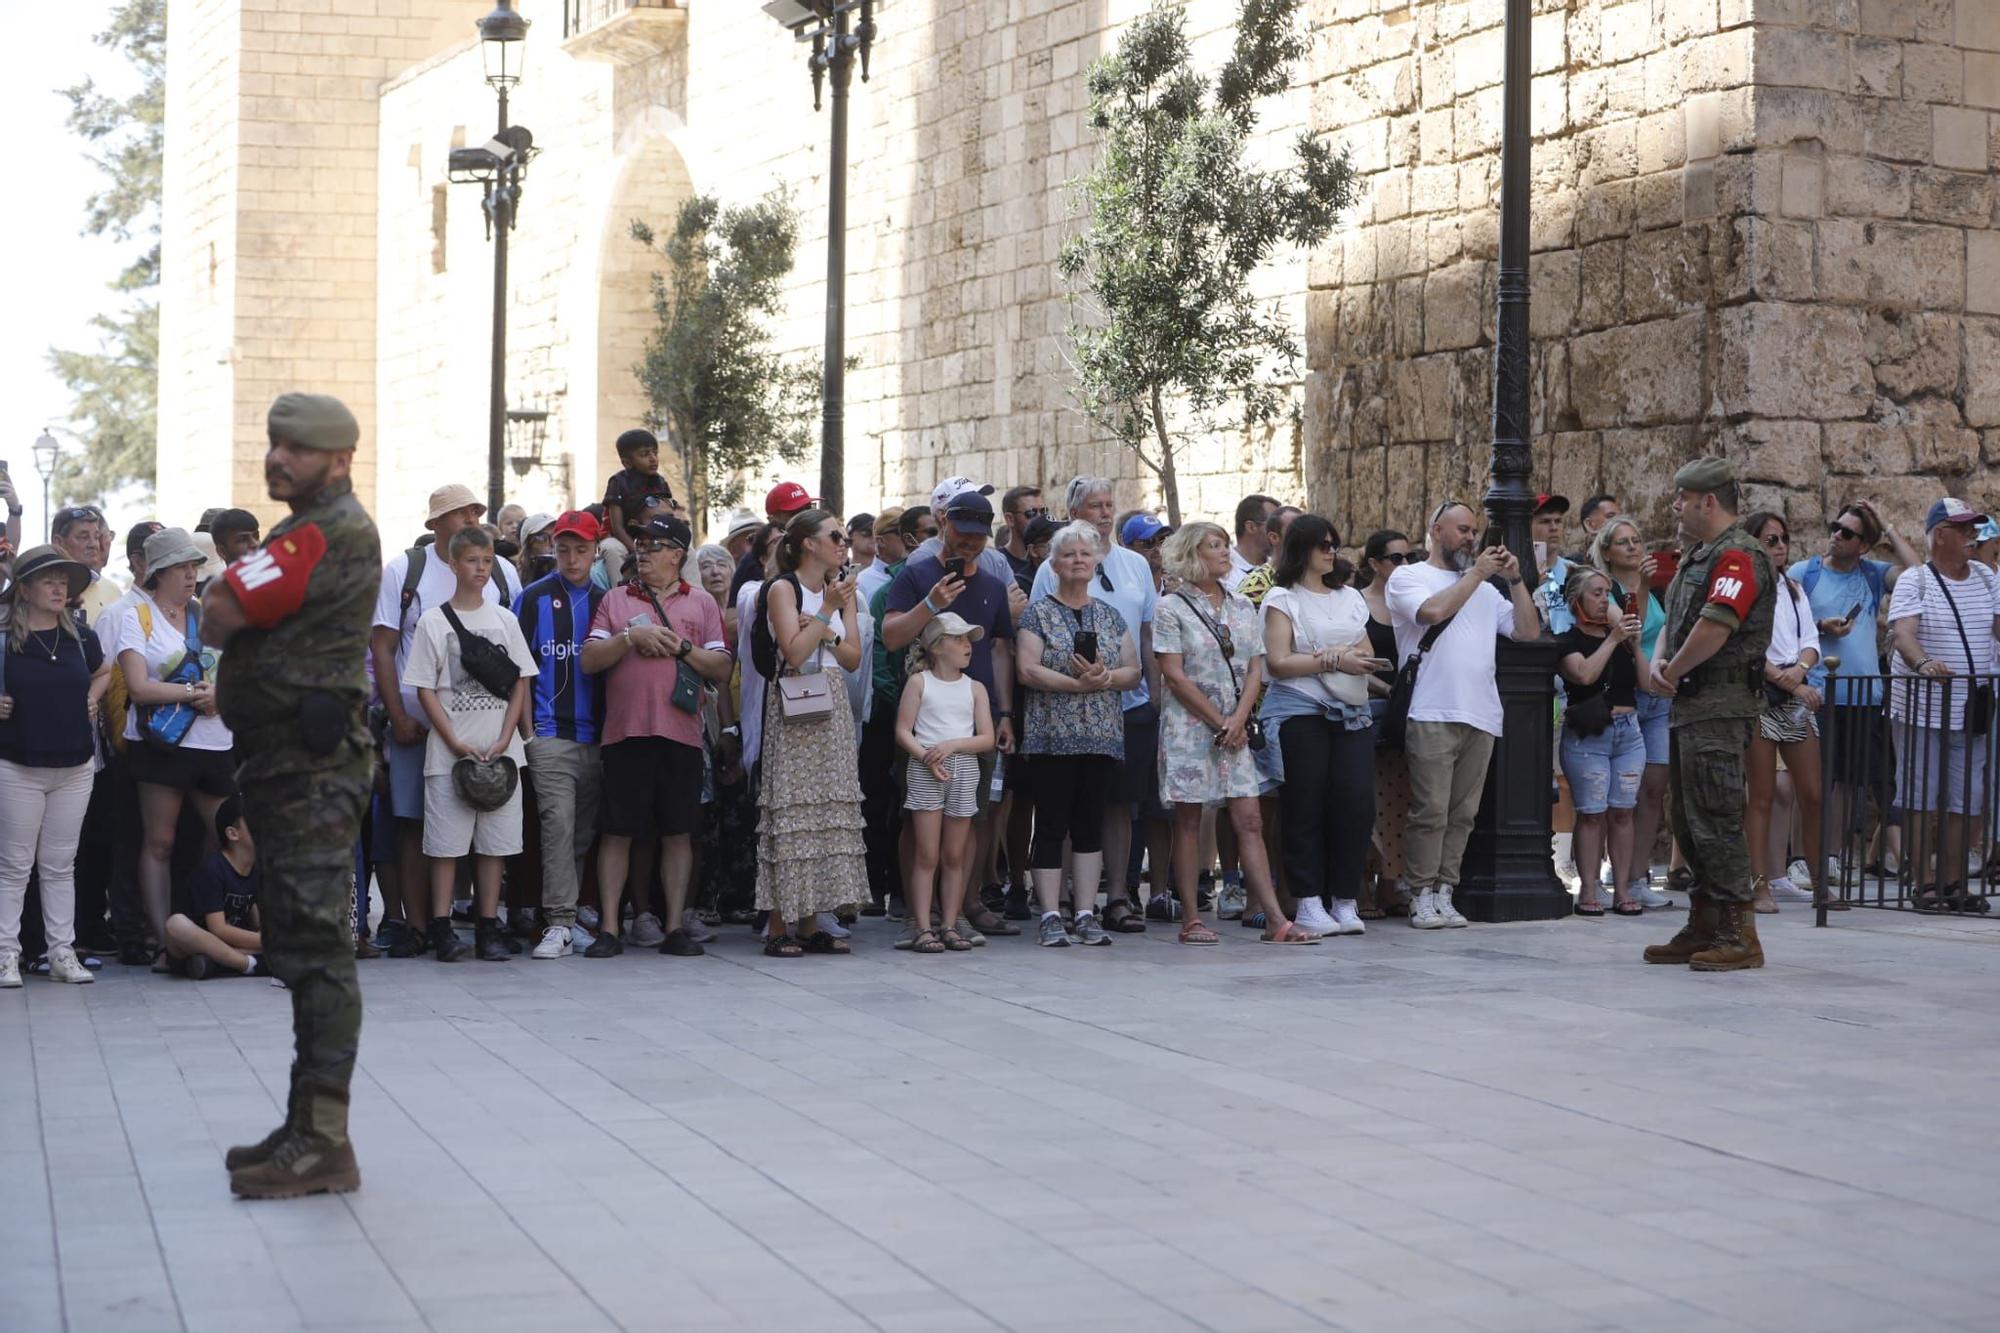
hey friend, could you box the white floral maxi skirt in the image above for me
[755,676,869,922]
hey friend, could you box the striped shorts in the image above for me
[905,752,980,817]
[1759,697,1819,744]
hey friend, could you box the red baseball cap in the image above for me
[1534,493,1570,515]
[549,510,601,543]
[766,481,817,517]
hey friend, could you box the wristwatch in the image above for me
[675,640,692,660]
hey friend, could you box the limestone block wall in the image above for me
[1303,0,1999,546]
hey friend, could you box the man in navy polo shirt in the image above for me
[513,510,606,959]
[883,490,1019,937]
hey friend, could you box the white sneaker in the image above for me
[577,905,601,931]
[570,924,596,951]
[681,910,717,944]
[1824,856,1845,885]
[815,912,851,940]
[626,912,666,948]
[1786,858,1811,886]
[1331,899,1366,935]
[531,925,573,959]
[1218,882,1247,920]
[1770,876,1815,903]
[48,945,94,984]
[0,951,19,988]
[1631,880,1675,909]
[1409,891,1446,929]
[1435,885,1469,927]
[1294,897,1340,934]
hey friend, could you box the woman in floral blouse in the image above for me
[1155,523,1318,946]
[1014,522,1140,949]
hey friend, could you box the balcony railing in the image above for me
[562,0,677,40]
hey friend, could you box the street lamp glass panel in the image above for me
[31,432,59,480]
[478,0,530,87]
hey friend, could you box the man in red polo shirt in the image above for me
[578,515,731,959]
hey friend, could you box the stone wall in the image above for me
[1303,0,2000,548]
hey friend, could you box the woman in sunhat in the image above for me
[0,546,114,986]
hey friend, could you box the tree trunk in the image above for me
[1149,386,1181,527]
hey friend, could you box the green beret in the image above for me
[267,392,359,453]
[1672,456,1735,493]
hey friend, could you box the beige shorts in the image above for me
[422,773,524,858]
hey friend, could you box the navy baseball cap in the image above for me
[943,491,995,534]
[1926,497,1988,532]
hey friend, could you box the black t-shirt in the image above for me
[602,467,673,529]
[1557,625,1638,709]
[188,852,259,931]
[0,625,105,768]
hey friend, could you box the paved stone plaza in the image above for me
[7,906,2000,1333]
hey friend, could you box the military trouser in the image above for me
[1668,717,1754,903]
[241,749,372,1094]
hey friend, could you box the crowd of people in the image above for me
[2,426,1997,990]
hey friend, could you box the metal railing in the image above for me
[1816,671,2000,924]
[562,0,676,39]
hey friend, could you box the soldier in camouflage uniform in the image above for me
[201,393,381,1197]
[1644,458,1776,971]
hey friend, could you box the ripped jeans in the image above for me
[1559,711,1646,815]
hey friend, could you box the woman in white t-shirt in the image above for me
[1742,513,1827,914]
[1261,517,1393,938]
[116,528,235,958]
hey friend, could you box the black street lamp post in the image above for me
[1457,0,1570,922]
[32,431,60,542]
[452,0,537,520]
[765,0,877,517]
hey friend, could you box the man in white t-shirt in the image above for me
[1385,501,1540,928]
[1886,497,2000,904]
[366,483,501,953]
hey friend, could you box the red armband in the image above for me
[222,523,327,629]
[1704,549,1759,618]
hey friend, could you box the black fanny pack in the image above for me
[442,605,522,701]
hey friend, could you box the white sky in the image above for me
[3,0,142,547]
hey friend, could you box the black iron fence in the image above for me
[562,0,676,40]
[1816,671,2000,924]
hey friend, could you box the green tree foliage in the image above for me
[50,0,164,502]
[631,192,824,528]
[1058,0,1356,524]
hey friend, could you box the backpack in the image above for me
[102,598,173,755]
[1798,555,1885,617]
[400,546,511,629]
[750,573,802,680]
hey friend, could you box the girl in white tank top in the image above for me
[893,615,995,953]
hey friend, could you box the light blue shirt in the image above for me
[1789,556,1891,704]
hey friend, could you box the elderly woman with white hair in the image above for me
[1029,476,1160,928]
[1015,521,1142,946]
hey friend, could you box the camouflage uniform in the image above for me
[215,395,380,1192]
[1661,523,1774,904]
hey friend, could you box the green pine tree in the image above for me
[49,0,163,503]
[1058,0,1356,525]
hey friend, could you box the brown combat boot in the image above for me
[1642,892,1719,964]
[1689,899,1764,972]
[229,1084,360,1199]
[224,1082,304,1171]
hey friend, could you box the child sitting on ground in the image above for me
[164,795,262,979]
[893,612,994,954]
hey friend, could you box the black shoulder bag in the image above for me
[637,582,703,715]
[440,605,521,701]
[1925,562,1993,736]
[1174,590,1265,751]
[1379,615,1454,751]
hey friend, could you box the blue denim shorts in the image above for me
[1634,691,1671,767]
[1560,711,1647,814]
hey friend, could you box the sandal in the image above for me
[1946,883,1991,914]
[1178,920,1220,946]
[1103,901,1148,933]
[965,906,1021,937]
[1575,901,1606,918]
[802,931,851,955]
[1911,884,1949,914]
[940,927,973,952]
[910,928,945,955]
[1260,921,1320,945]
[1239,908,1267,930]
[1612,901,1644,916]
[763,934,804,958]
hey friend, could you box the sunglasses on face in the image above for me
[1010,506,1047,521]
[1829,524,1862,541]
[1373,552,1408,564]
[820,530,849,545]
[1761,533,1788,549]
[1318,540,1338,553]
